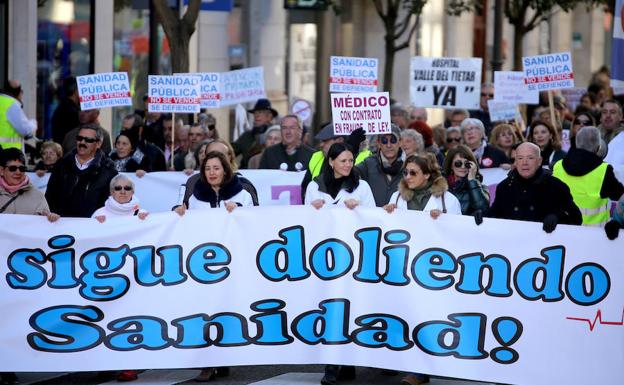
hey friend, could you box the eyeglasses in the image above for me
[446,137,461,143]
[380,136,398,145]
[481,93,494,98]
[453,160,471,168]
[573,119,591,126]
[113,185,133,191]
[402,169,419,177]
[6,165,26,172]
[76,135,98,144]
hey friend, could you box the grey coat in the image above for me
[0,183,49,215]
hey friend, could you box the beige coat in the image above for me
[0,183,50,215]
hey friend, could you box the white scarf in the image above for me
[104,195,141,216]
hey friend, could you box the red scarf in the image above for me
[0,175,30,194]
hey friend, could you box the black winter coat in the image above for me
[447,176,490,215]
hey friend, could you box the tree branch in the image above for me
[151,0,178,36]
[372,0,388,23]
[394,11,412,39]
[394,13,419,51]
[182,0,201,33]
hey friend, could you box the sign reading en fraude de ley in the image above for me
[77,72,132,111]
[330,92,391,135]
[147,75,201,113]
[329,55,379,93]
[522,52,574,91]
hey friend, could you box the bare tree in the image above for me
[151,0,202,74]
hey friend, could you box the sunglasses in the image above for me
[380,136,398,145]
[573,119,591,126]
[481,93,494,98]
[402,169,418,177]
[446,137,461,143]
[453,160,471,168]
[76,135,98,144]
[113,185,133,191]
[6,165,27,172]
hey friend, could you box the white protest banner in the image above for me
[410,57,482,109]
[329,55,379,93]
[77,72,132,110]
[220,67,266,106]
[147,75,201,113]
[560,87,586,111]
[27,170,305,212]
[493,71,538,104]
[487,100,518,122]
[0,208,622,385]
[523,52,574,91]
[176,73,221,109]
[330,92,391,135]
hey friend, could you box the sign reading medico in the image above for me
[330,92,391,135]
[77,72,132,111]
[522,52,574,91]
[148,75,201,113]
[329,56,379,93]
[410,57,482,109]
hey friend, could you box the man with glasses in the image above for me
[357,124,405,206]
[487,142,581,232]
[469,83,495,137]
[259,114,314,171]
[46,124,118,218]
[0,80,37,151]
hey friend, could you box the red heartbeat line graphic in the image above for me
[566,308,624,331]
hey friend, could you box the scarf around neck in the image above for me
[192,176,244,208]
[406,180,433,211]
[0,175,30,194]
[104,195,140,216]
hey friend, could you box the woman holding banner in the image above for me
[304,142,375,210]
[92,174,148,223]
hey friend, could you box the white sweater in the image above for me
[305,179,376,208]
[388,190,462,214]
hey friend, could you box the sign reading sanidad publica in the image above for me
[77,72,132,111]
[330,92,391,135]
[175,72,220,109]
[147,75,201,113]
[329,56,379,93]
[522,52,574,91]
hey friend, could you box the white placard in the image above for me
[410,57,483,109]
[0,208,622,385]
[77,72,132,110]
[220,67,266,106]
[560,88,587,111]
[487,100,518,122]
[523,52,574,91]
[197,72,221,109]
[330,92,391,135]
[493,71,539,104]
[291,99,313,124]
[147,75,201,113]
[329,56,379,93]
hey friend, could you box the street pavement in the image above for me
[12,366,498,385]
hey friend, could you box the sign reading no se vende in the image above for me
[77,72,132,111]
[410,57,482,109]
[330,92,391,135]
[522,52,574,91]
[148,75,201,113]
[329,56,379,93]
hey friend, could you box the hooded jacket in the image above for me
[388,175,462,214]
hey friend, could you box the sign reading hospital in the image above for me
[330,92,390,135]
[410,57,482,109]
[147,75,201,113]
[523,52,574,91]
[77,72,132,110]
[493,71,538,104]
[220,67,266,106]
[329,56,379,93]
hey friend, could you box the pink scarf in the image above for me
[0,175,30,194]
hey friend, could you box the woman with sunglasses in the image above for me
[443,145,490,219]
[526,120,566,167]
[0,148,58,221]
[384,153,461,218]
[305,142,375,209]
[569,110,596,150]
[92,174,148,223]
[444,126,462,153]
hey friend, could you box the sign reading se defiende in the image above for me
[220,67,266,106]
[0,208,621,385]
[147,75,201,113]
[197,73,221,109]
[493,71,539,105]
[523,52,574,91]
[329,55,379,93]
[330,92,391,135]
[77,72,132,110]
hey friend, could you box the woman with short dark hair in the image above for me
[443,145,490,218]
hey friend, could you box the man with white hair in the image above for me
[487,142,581,232]
[460,118,508,168]
[553,126,624,231]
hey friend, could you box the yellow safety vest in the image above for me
[0,95,22,150]
[552,160,609,226]
[308,149,372,178]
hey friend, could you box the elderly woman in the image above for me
[34,141,63,177]
[175,151,253,216]
[110,130,151,176]
[384,153,461,218]
[399,129,425,158]
[0,148,58,221]
[526,120,566,167]
[443,145,490,221]
[92,174,148,223]
[444,126,462,153]
[248,125,282,169]
[305,142,375,209]
[460,118,508,168]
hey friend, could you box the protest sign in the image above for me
[487,100,518,122]
[523,52,574,91]
[220,67,266,106]
[330,92,391,135]
[196,72,220,109]
[612,0,624,89]
[291,99,313,124]
[410,57,482,109]
[493,71,538,104]
[329,56,379,93]
[77,72,132,110]
[147,75,201,113]
[0,208,621,385]
[560,88,587,111]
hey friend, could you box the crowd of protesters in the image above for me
[1,67,624,385]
